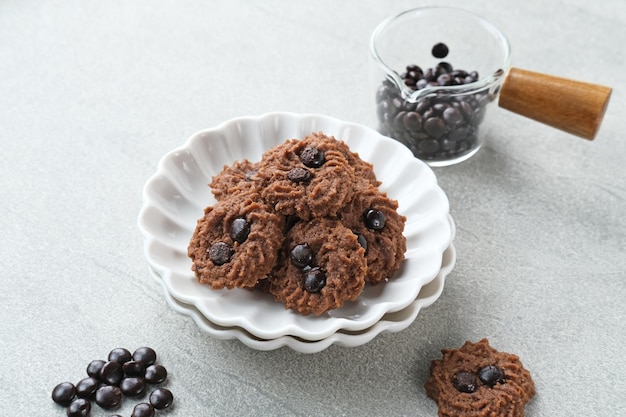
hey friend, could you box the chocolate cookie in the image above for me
[269,218,367,316]
[188,191,285,289]
[256,134,356,220]
[339,183,406,285]
[425,339,536,417]
[306,132,381,187]
[209,159,260,201]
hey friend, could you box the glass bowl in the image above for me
[370,7,511,166]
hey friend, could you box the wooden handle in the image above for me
[498,68,612,140]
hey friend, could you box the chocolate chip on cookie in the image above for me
[299,146,326,168]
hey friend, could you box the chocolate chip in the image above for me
[406,64,423,75]
[423,117,447,138]
[449,125,470,141]
[51,382,76,406]
[393,111,407,131]
[403,112,422,131]
[144,364,168,384]
[422,108,435,121]
[303,267,326,293]
[75,377,99,400]
[120,377,145,397]
[209,242,234,265]
[66,398,91,417]
[415,78,429,90]
[439,137,457,152]
[376,84,393,102]
[149,387,174,410]
[299,147,325,167]
[419,139,440,154]
[478,365,505,387]
[287,167,312,183]
[363,209,386,230]
[95,385,122,409]
[437,73,453,86]
[132,347,157,366]
[290,243,313,268]
[377,99,393,120]
[432,42,449,59]
[100,361,124,386]
[436,61,453,74]
[443,107,463,127]
[131,402,155,417]
[285,215,300,230]
[433,102,450,114]
[230,218,251,243]
[452,69,468,77]
[123,360,145,377]
[108,347,132,364]
[453,371,478,393]
[408,70,422,80]
[86,360,105,380]
[356,233,368,253]
[416,99,432,114]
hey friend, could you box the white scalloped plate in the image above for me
[148,242,455,353]
[139,112,453,341]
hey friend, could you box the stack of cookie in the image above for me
[188,133,407,316]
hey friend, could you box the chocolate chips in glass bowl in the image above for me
[375,43,498,163]
[51,346,173,416]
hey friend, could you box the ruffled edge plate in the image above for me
[148,241,455,353]
[139,112,453,340]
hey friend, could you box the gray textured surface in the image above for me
[1,1,625,416]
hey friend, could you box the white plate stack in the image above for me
[138,113,456,353]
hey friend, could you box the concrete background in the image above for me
[1,1,624,415]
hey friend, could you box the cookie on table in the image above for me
[425,338,536,417]
[256,134,356,220]
[269,218,367,316]
[339,183,406,285]
[188,191,285,290]
[209,159,260,201]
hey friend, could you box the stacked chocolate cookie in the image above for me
[188,133,406,316]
